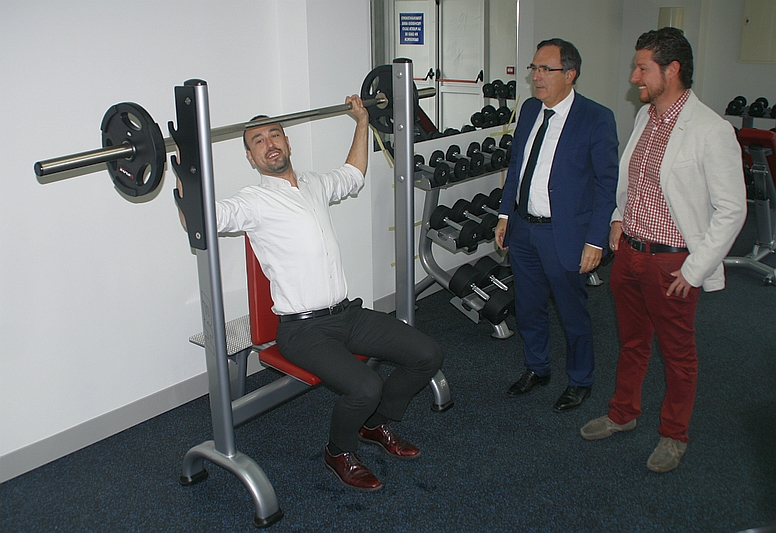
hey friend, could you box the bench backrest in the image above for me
[245,234,279,346]
[738,128,776,185]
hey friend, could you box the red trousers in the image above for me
[608,236,700,443]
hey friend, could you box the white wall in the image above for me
[0,0,373,483]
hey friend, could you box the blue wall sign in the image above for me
[399,13,424,45]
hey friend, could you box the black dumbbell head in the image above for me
[449,263,481,298]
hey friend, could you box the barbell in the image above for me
[34,65,436,197]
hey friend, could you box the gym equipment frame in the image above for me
[34,59,452,528]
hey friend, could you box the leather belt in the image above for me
[278,299,350,323]
[524,213,552,224]
[625,234,688,254]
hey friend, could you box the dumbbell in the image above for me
[499,134,513,163]
[469,191,502,221]
[471,105,498,128]
[483,81,497,98]
[446,144,484,178]
[443,127,461,136]
[749,97,769,117]
[496,106,513,125]
[429,205,480,250]
[473,256,511,292]
[461,124,477,133]
[433,148,468,182]
[480,137,508,170]
[450,199,498,241]
[448,263,514,324]
[467,141,505,172]
[726,96,747,116]
[414,153,450,187]
[772,106,776,119]
[507,80,516,100]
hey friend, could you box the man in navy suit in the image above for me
[494,38,618,411]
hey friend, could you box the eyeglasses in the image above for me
[527,64,565,75]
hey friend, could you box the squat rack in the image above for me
[34,58,452,528]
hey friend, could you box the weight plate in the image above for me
[491,148,506,169]
[488,187,503,209]
[429,150,446,166]
[361,65,394,133]
[446,144,461,162]
[449,264,481,298]
[481,289,513,324]
[450,199,471,222]
[432,163,450,186]
[457,220,480,249]
[482,137,496,153]
[451,158,469,182]
[361,65,420,134]
[469,153,485,176]
[101,102,165,197]
[430,205,451,230]
[469,193,489,215]
[467,142,481,158]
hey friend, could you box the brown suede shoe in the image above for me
[324,446,382,491]
[358,424,421,460]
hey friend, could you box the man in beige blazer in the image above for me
[580,27,746,473]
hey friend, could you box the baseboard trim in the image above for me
[0,358,264,484]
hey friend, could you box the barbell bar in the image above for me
[34,87,436,179]
[34,63,436,197]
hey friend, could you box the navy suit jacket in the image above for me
[500,93,619,271]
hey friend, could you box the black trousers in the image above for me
[276,299,443,452]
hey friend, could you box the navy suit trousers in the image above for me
[507,215,594,387]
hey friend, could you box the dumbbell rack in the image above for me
[414,136,514,339]
[725,96,776,129]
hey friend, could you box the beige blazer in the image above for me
[613,91,747,291]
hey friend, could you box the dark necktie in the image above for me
[517,109,555,218]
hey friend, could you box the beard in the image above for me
[261,152,290,175]
[640,74,667,104]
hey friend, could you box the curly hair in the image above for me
[635,27,693,89]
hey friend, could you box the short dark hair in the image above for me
[242,114,284,150]
[635,27,693,89]
[537,38,582,83]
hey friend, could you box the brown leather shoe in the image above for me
[358,424,421,460]
[324,446,382,491]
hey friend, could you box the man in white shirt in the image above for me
[494,39,619,412]
[210,95,443,492]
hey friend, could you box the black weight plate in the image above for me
[457,220,480,249]
[482,83,495,98]
[429,150,446,166]
[451,158,469,182]
[450,199,471,222]
[474,256,500,279]
[449,264,481,298]
[469,152,485,176]
[499,133,512,150]
[414,153,425,169]
[481,136,496,153]
[432,163,450,186]
[478,213,498,240]
[446,144,461,161]
[429,205,452,230]
[469,193,489,215]
[466,142,481,158]
[488,187,502,209]
[490,148,506,169]
[471,112,485,128]
[101,102,165,197]
[481,289,513,324]
[361,65,394,133]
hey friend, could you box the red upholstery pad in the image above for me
[245,235,367,386]
[737,128,776,185]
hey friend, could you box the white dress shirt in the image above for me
[518,90,575,217]
[216,164,365,315]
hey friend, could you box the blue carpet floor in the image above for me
[1,215,775,533]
